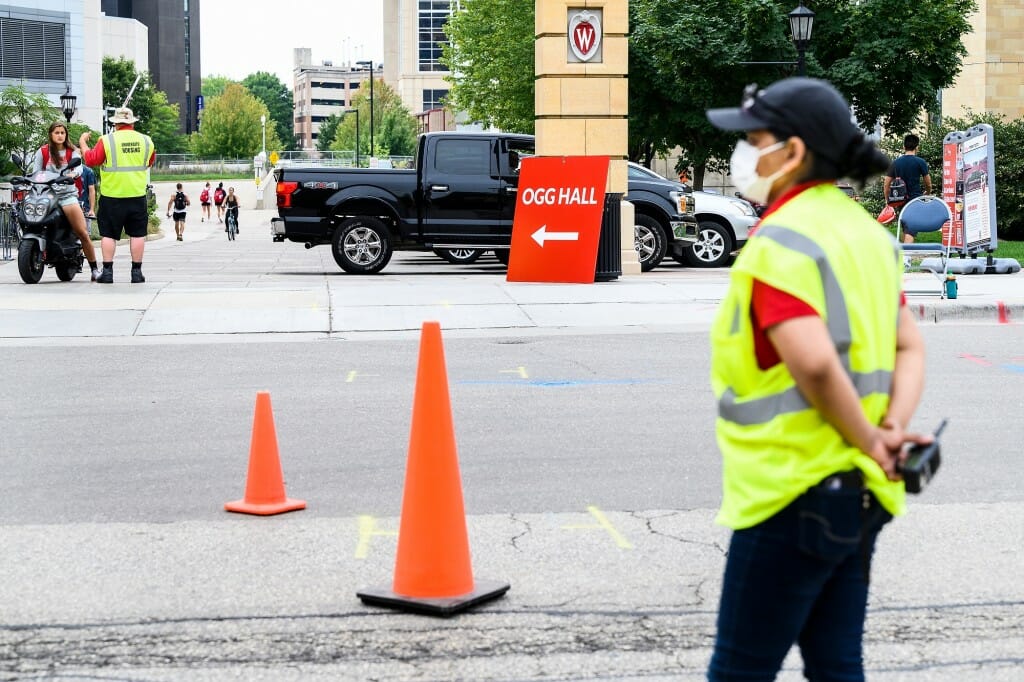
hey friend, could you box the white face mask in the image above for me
[730,140,787,205]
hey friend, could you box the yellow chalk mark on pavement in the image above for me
[355,515,398,559]
[439,299,453,309]
[345,370,379,383]
[501,366,529,379]
[561,505,633,549]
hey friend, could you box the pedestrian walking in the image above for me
[166,182,190,241]
[32,122,101,281]
[213,182,226,223]
[79,107,155,283]
[199,181,212,222]
[884,134,933,244]
[704,77,932,681]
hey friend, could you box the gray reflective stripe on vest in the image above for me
[718,225,892,426]
[104,132,151,172]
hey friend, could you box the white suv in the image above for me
[628,164,758,267]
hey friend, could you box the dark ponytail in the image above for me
[797,132,890,188]
[838,133,890,184]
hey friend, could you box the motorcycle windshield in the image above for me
[31,171,60,183]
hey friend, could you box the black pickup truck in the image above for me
[272,131,697,274]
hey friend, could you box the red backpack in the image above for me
[214,187,226,204]
[200,188,210,202]
[41,146,84,194]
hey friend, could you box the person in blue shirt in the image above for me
[78,164,97,218]
[884,135,932,244]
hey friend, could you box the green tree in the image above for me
[102,56,187,153]
[441,0,534,133]
[0,84,58,174]
[201,75,236,100]
[442,0,975,189]
[191,83,283,159]
[630,0,792,182]
[328,82,418,159]
[317,112,343,151]
[242,71,296,151]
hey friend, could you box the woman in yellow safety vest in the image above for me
[704,78,932,681]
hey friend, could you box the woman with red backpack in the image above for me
[213,182,227,223]
[31,122,100,281]
[199,181,212,222]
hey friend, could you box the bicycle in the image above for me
[225,207,238,241]
[0,200,21,261]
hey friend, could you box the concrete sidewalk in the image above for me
[0,178,1021,342]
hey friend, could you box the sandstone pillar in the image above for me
[535,1,640,274]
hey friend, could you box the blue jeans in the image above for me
[708,484,892,681]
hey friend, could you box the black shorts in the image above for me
[172,211,186,221]
[201,201,211,207]
[98,195,148,239]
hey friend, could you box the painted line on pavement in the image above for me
[355,515,397,559]
[562,506,633,550]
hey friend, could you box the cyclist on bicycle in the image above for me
[224,187,239,236]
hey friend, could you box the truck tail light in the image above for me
[277,181,298,208]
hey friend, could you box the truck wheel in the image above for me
[332,217,393,274]
[634,214,667,272]
[433,248,482,264]
[685,221,733,268]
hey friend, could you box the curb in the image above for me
[911,299,1021,324]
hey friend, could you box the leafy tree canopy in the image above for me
[0,84,58,174]
[328,80,418,159]
[242,71,296,151]
[441,0,534,133]
[201,75,236,100]
[441,0,975,189]
[102,56,187,153]
[191,83,283,159]
[317,112,343,151]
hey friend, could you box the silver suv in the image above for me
[627,164,758,267]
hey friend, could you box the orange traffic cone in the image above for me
[224,391,306,516]
[357,321,509,616]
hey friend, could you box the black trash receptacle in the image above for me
[595,193,622,282]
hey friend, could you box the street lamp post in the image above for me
[345,108,360,167]
[60,86,77,123]
[355,60,374,159]
[788,2,815,77]
[260,114,267,158]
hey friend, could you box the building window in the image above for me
[418,0,451,73]
[422,89,448,111]
[0,17,67,81]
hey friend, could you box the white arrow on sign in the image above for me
[531,224,579,247]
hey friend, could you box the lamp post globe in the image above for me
[60,87,77,123]
[788,2,815,76]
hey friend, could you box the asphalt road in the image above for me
[2,327,1023,681]
[1,187,1022,680]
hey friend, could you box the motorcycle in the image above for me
[10,154,85,284]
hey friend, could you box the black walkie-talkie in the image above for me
[900,419,947,494]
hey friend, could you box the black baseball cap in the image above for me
[706,78,860,163]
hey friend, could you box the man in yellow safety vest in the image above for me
[79,107,155,283]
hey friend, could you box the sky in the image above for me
[199,1,385,86]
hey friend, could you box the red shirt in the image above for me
[81,125,156,168]
[750,181,905,370]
